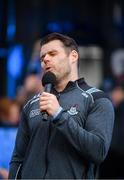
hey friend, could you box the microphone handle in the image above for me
[42,83,52,121]
[44,83,52,93]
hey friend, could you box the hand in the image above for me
[39,92,60,116]
[0,168,9,179]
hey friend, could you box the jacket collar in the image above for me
[52,77,86,94]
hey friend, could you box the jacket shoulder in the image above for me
[76,80,109,102]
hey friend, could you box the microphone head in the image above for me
[42,71,57,87]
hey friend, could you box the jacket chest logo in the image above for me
[29,109,40,118]
[68,106,78,115]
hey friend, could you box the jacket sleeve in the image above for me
[8,108,30,179]
[53,98,114,164]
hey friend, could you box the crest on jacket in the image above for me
[68,106,78,115]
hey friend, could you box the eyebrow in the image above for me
[40,50,58,59]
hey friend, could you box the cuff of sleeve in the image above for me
[52,106,63,121]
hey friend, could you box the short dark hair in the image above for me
[40,32,79,54]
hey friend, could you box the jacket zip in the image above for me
[15,163,22,180]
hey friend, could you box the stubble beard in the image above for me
[55,68,71,88]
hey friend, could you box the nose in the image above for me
[43,54,50,64]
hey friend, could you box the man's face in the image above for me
[40,40,72,81]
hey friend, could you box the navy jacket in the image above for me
[9,78,114,179]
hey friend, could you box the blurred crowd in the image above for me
[0,40,42,179]
[0,73,42,179]
[1,39,124,179]
[99,81,124,179]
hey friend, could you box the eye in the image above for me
[49,51,57,56]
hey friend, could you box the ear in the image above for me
[70,50,79,64]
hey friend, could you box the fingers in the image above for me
[40,92,53,105]
[39,92,60,116]
[40,92,51,98]
[40,100,52,110]
[39,92,54,112]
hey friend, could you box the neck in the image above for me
[55,73,78,92]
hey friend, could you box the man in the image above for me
[9,33,114,179]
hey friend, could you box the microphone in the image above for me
[41,71,57,120]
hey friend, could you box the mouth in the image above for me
[45,67,53,72]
